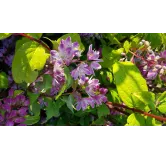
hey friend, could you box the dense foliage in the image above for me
[0,33,166,126]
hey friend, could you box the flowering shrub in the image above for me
[0,33,166,126]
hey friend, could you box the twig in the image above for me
[13,33,51,51]
[129,50,148,63]
[106,101,166,122]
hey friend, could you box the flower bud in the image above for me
[139,42,143,46]
[144,41,150,47]
[121,52,126,57]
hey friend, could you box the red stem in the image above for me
[129,50,148,63]
[13,33,51,51]
[106,102,166,122]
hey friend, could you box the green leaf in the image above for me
[57,118,65,126]
[158,102,166,114]
[12,39,50,83]
[156,91,166,114]
[62,95,75,113]
[144,33,162,48]
[14,90,24,97]
[41,36,59,50]
[64,66,73,89]
[0,72,8,89]
[125,113,145,126]
[25,32,43,39]
[113,61,148,107]
[52,40,59,50]
[30,103,41,116]
[101,47,124,68]
[24,115,40,125]
[131,91,155,111]
[131,37,140,48]
[15,38,30,51]
[37,74,52,93]
[27,92,40,115]
[97,104,110,118]
[80,117,85,126]
[145,117,162,126]
[74,110,87,117]
[27,92,40,105]
[107,88,122,103]
[103,33,121,45]
[123,40,131,53]
[156,91,166,104]
[57,33,85,52]
[0,33,12,40]
[100,70,113,85]
[45,98,64,120]
[93,117,105,125]
[55,84,67,100]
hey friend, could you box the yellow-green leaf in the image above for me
[113,62,148,107]
[123,40,131,53]
[125,113,145,126]
[12,39,50,83]
[0,72,8,89]
[0,33,12,40]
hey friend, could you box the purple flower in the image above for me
[79,33,94,38]
[147,69,158,80]
[0,114,4,122]
[8,89,14,97]
[89,61,102,74]
[0,51,4,57]
[87,45,100,61]
[50,37,81,66]
[99,88,108,95]
[78,76,89,85]
[160,50,166,59]
[73,91,82,101]
[76,98,88,110]
[76,97,94,111]
[2,104,11,112]
[14,117,25,123]
[73,92,95,111]
[6,120,14,126]
[38,97,48,107]
[52,62,65,84]
[50,50,63,65]
[17,124,26,126]
[3,98,13,106]
[6,110,17,119]
[15,95,25,105]
[0,91,29,126]
[147,54,156,61]
[92,94,108,106]
[71,63,92,80]
[85,78,100,96]
[24,100,30,106]
[18,107,28,116]
[50,61,65,95]
[4,54,14,67]
[87,45,103,74]
[86,97,95,108]
[160,74,166,82]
